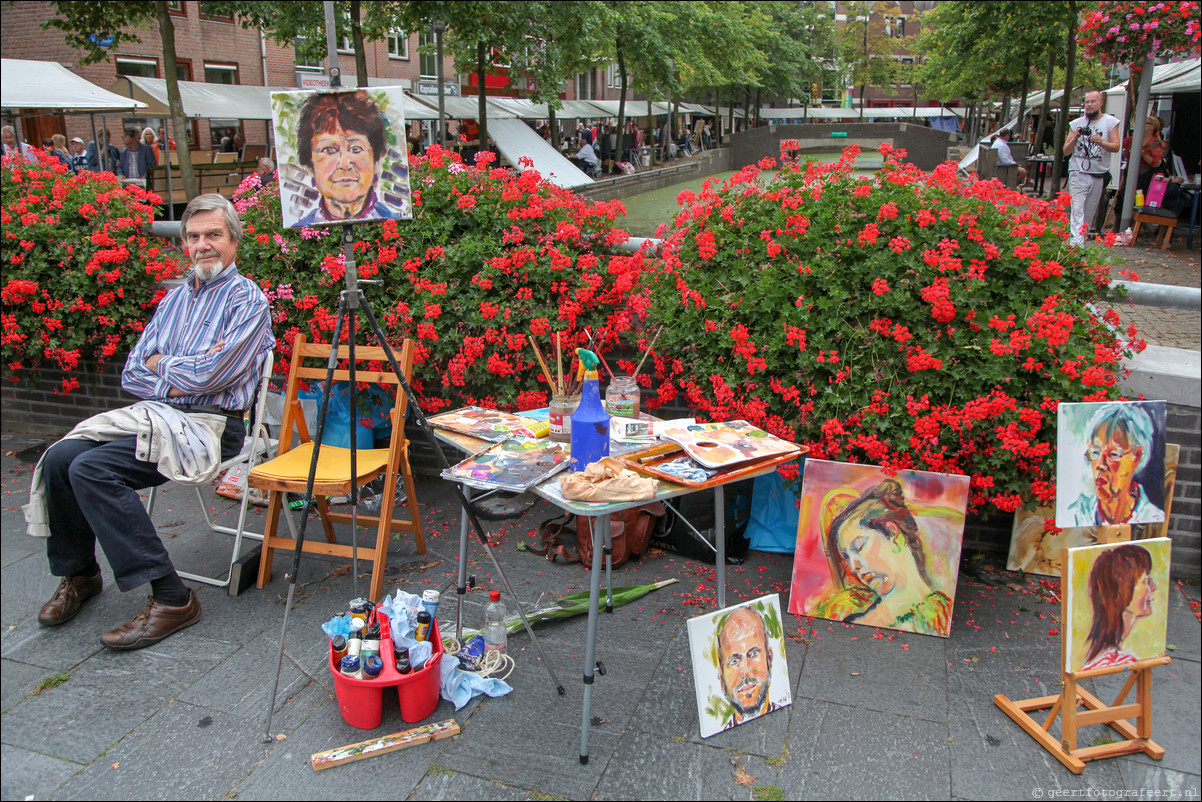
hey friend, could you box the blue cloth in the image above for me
[295,193,393,227]
[743,470,802,554]
[439,656,512,710]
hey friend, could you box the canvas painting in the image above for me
[687,594,791,739]
[441,437,570,493]
[1064,538,1170,673]
[270,87,413,228]
[427,406,546,441]
[1008,444,1179,576]
[1056,401,1167,529]
[788,459,970,638]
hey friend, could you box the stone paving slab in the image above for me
[0,743,82,802]
[595,729,775,801]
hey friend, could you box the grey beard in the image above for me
[192,260,227,282]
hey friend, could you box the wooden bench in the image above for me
[147,161,256,205]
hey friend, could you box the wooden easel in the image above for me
[994,538,1169,774]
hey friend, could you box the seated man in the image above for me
[991,129,1028,186]
[30,194,275,650]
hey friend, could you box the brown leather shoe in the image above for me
[38,574,103,627]
[100,591,201,651]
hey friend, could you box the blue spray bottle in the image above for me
[570,348,610,471]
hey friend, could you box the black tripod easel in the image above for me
[263,222,565,740]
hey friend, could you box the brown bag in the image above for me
[533,503,667,570]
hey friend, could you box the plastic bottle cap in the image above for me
[490,590,501,602]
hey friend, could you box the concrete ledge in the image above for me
[1123,345,1202,407]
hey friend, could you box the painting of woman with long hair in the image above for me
[789,460,970,638]
[1066,539,1170,673]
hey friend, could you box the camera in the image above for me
[1079,127,1093,138]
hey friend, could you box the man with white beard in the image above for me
[31,194,274,650]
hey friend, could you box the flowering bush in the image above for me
[642,144,1144,515]
[232,146,646,412]
[1077,1,1201,65]
[1,153,182,394]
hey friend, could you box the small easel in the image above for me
[994,538,1169,774]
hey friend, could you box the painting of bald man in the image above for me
[687,594,791,738]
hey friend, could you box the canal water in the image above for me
[615,152,883,238]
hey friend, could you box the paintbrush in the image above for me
[556,332,563,396]
[631,326,664,381]
[528,335,558,392]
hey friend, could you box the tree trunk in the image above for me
[476,41,488,154]
[616,42,627,165]
[1034,49,1055,156]
[1049,3,1077,195]
[350,0,366,88]
[156,1,195,200]
[1001,93,1012,129]
[548,105,559,151]
[1016,56,1031,142]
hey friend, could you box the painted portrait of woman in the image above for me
[1066,540,1170,673]
[789,460,970,638]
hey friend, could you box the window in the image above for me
[204,63,239,84]
[419,30,437,78]
[606,63,620,89]
[295,38,324,72]
[198,2,233,22]
[166,1,186,17]
[388,30,409,60]
[337,11,353,53]
[885,16,906,38]
[116,57,159,78]
[175,57,193,82]
[210,120,241,149]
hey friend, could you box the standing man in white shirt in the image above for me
[1064,91,1120,246]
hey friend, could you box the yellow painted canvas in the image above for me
[1064,538,1171,673]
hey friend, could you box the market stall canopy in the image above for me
[109,76,279,119]
[1105,57,1201,94]
[760,106,966,120]
[557,99,613,119]
[487,117,591,189]
[2,58,145,112]
[585,99,673,118]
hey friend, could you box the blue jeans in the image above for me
[43,419,242,591]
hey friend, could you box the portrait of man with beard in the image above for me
[688,595,791,738]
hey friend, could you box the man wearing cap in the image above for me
[68,137,88,173]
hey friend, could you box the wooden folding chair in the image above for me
[250,335,425,603]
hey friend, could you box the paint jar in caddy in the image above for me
[605,375,640,419]
[549,392,581,443]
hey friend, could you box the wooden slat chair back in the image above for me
[250,334,424,603]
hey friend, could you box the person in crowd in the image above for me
[574,136,600,176]
[47,134,72,169]
[27,194,275,651]
[1,125,36,160]
[1064,90,1120,246]
[991,128,1028,185]
[68,137,88,173]
[119,129,155,182]
[86,129,120,173]
[1122,115,1167,196]
[141,127,161,164]
[255,157,275,186]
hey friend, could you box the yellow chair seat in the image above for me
[249,442,392,497]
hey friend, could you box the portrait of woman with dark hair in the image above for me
[270,87,411,229]
[1079,543,1160,671]
[790,460,970,638]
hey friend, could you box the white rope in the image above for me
[442,636,516,681]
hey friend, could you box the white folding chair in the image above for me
[145,351,276,589]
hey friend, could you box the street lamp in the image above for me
[432,18,447,148]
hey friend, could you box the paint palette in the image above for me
[441,437,570,493]
[657,421,801,469]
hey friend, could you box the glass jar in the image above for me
[549,392,581,443]
[605,375,640,419]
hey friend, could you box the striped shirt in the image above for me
[122,263,275,412]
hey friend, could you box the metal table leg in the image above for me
[456,486,472,641]
[604,512,614,612]
[579,513,608,764]
[714,485,726,609]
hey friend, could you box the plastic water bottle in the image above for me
[484,590,507,652]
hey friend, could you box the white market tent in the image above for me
[487,118,592,189]
[109,76,277,120]
[2,58,145,113]
[759,105,966,120]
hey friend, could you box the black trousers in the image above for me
[43,418,243,592]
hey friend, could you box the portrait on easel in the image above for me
[1056,401,1167,529]
[1064,538,1170,673]
[270,87,412,228]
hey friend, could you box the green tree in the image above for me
[45,0,199,199]
[839,0,901,117]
